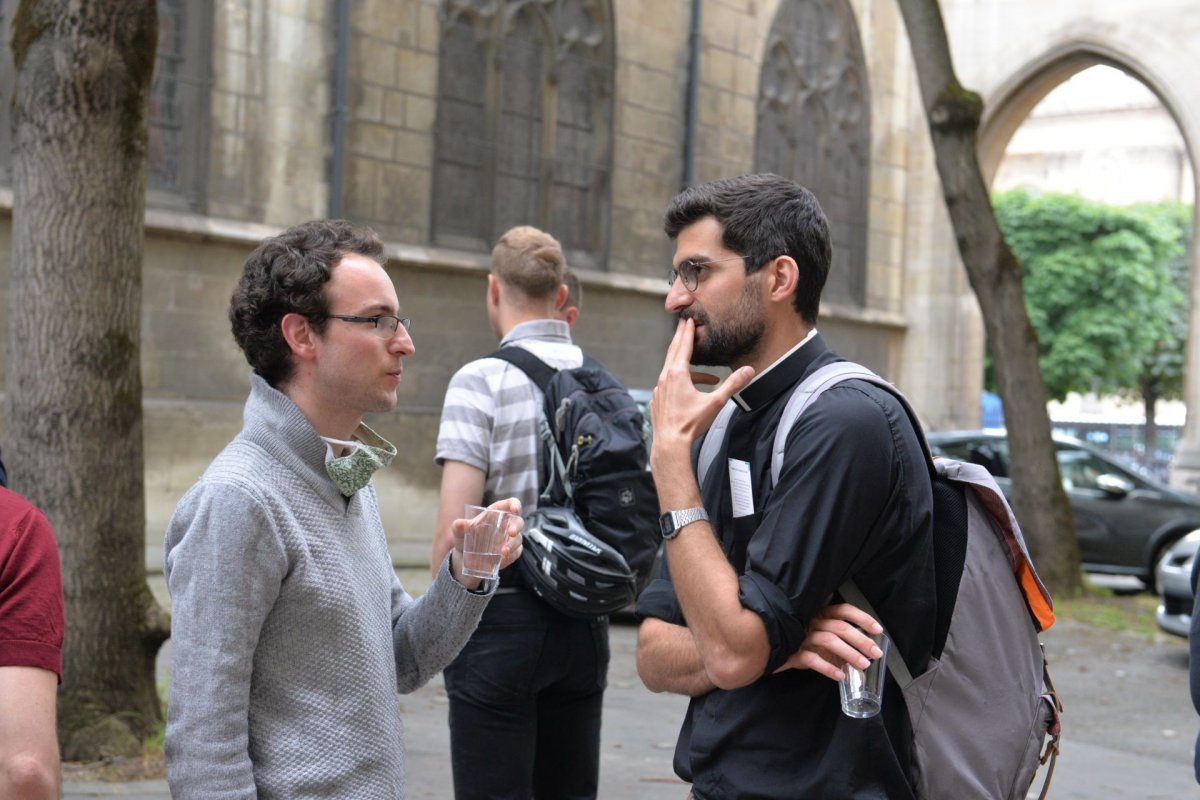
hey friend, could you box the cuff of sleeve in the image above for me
[738,572,808,675]
[634,577,684,624]
[434,450,490,472]
[0,640,63,682]
[425,553,495,621]
[441,551,498,597]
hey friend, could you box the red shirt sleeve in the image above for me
[0,488,65,681]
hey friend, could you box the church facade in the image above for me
[0,0,1195,565]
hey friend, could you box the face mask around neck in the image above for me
[320,424,397,497]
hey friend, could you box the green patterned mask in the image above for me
[321,424,396,497]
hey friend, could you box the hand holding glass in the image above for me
[461,504,520,579]
[839,630,890,718]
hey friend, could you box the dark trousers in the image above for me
[443,589,610,800]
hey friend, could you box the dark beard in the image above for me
[680,280,764,367]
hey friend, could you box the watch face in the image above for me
[659,511,676,538]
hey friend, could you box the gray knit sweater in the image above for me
[164,374,492,798]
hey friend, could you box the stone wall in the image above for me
[208,0,332,225]
[0,0,1001,569]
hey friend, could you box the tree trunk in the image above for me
[1142,378,1159,472]
[896,0,1082,598]
[7,1,168,759]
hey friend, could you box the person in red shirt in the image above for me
[0,485,64,799]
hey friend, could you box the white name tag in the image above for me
[728,458,755,518]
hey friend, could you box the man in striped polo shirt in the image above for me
[432,225,608,800]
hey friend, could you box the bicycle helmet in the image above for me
[518,506,637,618]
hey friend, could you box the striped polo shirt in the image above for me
[436,319,583,512]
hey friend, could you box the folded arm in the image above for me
[636,617,716,696]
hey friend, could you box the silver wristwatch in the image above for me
[659,507,709,540]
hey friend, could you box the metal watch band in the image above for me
[661,506,709,539]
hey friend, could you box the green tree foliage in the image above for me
[994,190,1191,405]
[1128,201,1193,407]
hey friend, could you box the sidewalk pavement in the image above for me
[64,618,690,800]
[64,592,1200,798]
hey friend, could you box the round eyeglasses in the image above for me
[668,255,747,292]
[322,314,412,339]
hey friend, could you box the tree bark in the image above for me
[1142,378,1159,472]
[896,0,1082,597]
[7,1,168,759]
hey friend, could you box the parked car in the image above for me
[1155,529,1199,637]
[927,430,1200,591]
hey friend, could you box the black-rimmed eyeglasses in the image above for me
[668,255,747,292]
[321,314,412,339]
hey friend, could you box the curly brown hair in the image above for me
[229,219,385,387]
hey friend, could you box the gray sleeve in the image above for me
[390,552,493,693]
[163,483,287,798]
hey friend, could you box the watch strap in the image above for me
[661,506,709,539]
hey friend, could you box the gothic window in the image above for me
[147,0,212,211]
[433,0,614,268]
[0,0,210,208]
[755,0,870,306]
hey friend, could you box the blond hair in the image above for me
[491,226,566,302]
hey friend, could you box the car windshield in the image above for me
[935,438,1010,477]
[934,436,1144,491]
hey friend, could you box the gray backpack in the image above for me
[697,361,1062,800]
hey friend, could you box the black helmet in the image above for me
[518,506,637,618]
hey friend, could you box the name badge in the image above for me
[728,458,755,518]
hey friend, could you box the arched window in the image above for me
[0,0,210,208]
[755,0,870,306]
[433,0,614,268]
[147,0,212,211]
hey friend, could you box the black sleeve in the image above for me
[738,385,911,673]
[635,553,685,625]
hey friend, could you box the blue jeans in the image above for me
[443,589,610,800]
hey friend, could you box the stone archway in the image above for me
[943,4,1200,488]
[976,42,1195,187]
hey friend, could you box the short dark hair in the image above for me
[229,219,385,387]
[663,173,832,324]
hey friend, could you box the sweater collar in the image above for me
[243,373,358,509]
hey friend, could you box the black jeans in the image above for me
[443,589,610,800]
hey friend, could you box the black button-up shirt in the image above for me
[638,334,935,799]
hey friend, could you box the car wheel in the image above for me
[1146,535,1184,595]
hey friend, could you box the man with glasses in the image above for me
[636,174,935,799]
[163,219,523,798]
[432,225,609,799]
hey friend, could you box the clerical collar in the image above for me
[731,329,823,412]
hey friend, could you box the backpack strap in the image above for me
[486,346,581,503]
[768,362,931,486]
[695,361,935,491]
[488,346,558,393]
[838,579,914,689]
[696,400,739,489]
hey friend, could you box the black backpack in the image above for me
[489,347,660,612]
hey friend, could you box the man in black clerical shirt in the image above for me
[635,174,936,800]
